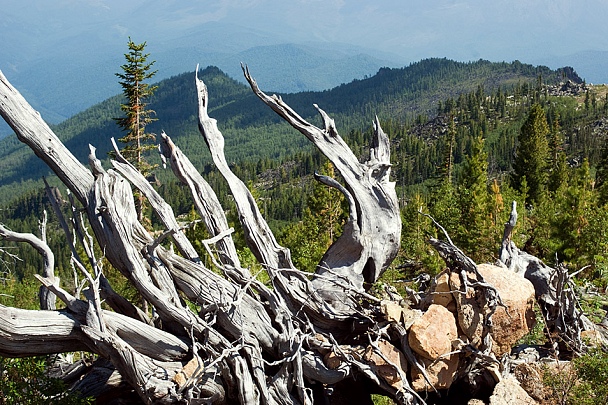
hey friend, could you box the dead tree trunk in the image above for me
[0,66,412,404]
[499,201,608,355]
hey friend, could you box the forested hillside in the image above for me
[4,57,608,404]
[0,58,577,205]
[3,57,605,306]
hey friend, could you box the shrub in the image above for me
[0,356,92,405]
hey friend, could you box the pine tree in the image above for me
[115,38,158,173]
[456,135,493,261]
[307,162,346,246]
[440,116,456,184]
[430,116,460,240]
[547,117,569,194]
[400,193,443,276]
[114,38,158,223]
[553,160,595,265]
[279,162,346,271]
[512,103,550,205]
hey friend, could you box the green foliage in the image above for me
[542,362,578,405]
[0,356,92,404]
[114,37,158,176]
[3,54,608,302]
[516,303,547,346]
[513,103,550,205]
[0,275,40,309]
[455,135,494,262]
[371,394,396,405]
[279,162,346,272]
[570,349,608,405]
[396,193,443,276]
[542,349,608,405]
[4,55,608,404]
[0,58,576,204]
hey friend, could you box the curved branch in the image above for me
[0,70,94,203]
[242,65,401,291]
[196,68,294,272]
[158,131,241,269]
[498,201,597,354]
[0,223,57,310]
[195,67,376,332]
[110,138,201,262]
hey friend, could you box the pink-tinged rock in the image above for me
[408,304,458,360]
[451,264,536,356]
[410,353,460,391]
[478,264,536,356]
[429,271,454,308]
[381,299,422,329]
[489,376,537,405]
[363,340,408,390]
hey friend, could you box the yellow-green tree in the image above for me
[456,135,494,261]
[114,38,158,222]
[512,103,550,205]
[279,162,346,271]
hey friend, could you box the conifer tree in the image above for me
[430,116,460,239]
[114,38,158,222]
[400,194,443,276]
[547,117,569,193]
[279,162,345,271]
[553,160,595,264]
[457,135,493,261]
[441,116,456,184]
[512,103,550,205]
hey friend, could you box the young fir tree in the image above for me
[512,103,550,205]
[430,116,460,239]
[547,116,569,194]
[279,162,346,272]
[456,135,493,262]
[114,38,158,223]
[399,193,443,277]
[554,160,596,265]
[595,137,608,205]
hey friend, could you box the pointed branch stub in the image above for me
[241,65,401,293]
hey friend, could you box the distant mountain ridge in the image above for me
[0,58,579,205]
[0,41,401,138]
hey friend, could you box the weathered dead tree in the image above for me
[499,201,608,355]
[0,66,415,404]
[6,60,597,404]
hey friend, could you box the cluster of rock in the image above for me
[322,263,538,400]
[405,114,451,142]
[411,263,536,390]
[545,80,589,97]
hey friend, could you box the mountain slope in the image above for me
[0,58,579,205]
[0,39,400,138]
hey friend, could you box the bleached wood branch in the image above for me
[0,223,57,310]
[0,65,414,404]
[498,200,606,354]
[159,131,242,269]
[0,70,94,201]
[241,65,401,294]
[110,138,201,263]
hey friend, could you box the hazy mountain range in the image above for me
[0,58,577,205]
[2,1,608,137]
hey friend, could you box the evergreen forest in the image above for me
[2,58,607,309]
[3,57,608,403]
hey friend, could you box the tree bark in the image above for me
[498,201,607,354]
[0,66,411,404]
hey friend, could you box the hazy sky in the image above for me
[3,0,607,66]
[1,0,608,131]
